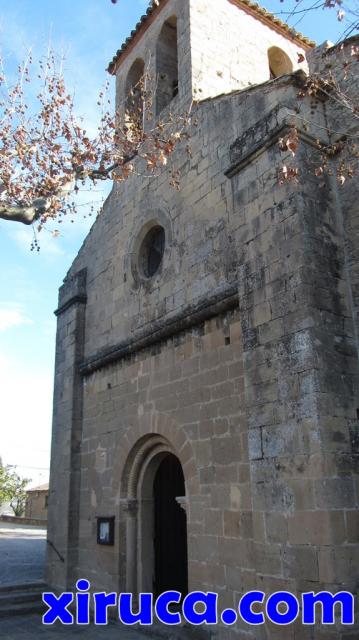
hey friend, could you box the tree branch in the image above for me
[0,201,45,224]
[0,175,76,225]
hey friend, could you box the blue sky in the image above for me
[0,0,354,488]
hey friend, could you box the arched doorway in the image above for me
[153,453,188,596]
[120,435,188,598]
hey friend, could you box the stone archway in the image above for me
[120,434,189,597]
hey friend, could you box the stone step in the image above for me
[0,601,44,618]
[0,589,44,605]
[0,583,47,618]
[0,581,46,594]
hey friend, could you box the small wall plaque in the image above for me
[97,517,115,546]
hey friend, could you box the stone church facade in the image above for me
[47,1,359,638]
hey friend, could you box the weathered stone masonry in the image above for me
[47,2,359,639]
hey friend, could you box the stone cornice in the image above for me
[55,294,88,317]
[225,119,328,179]
[80,284,238,376]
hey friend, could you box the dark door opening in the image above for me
[154,453,188,597]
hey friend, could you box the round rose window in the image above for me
[139,225,165,278]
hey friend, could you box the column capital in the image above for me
[121,498,138,516]
[176,496,188,514]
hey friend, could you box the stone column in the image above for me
[122,499,138,594]
[46,269,87,591]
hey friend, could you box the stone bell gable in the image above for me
[47,1,359,637]
[109,0,312,115]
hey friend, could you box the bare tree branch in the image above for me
[0,49,194,231]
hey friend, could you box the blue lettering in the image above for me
[155,591,181,625]
[42,592,74,625]
[76,579,90,625]
[119,593,153,625]
[302,591,354,625]
[239,591,265,625]
[221,609,238,625]
[94,592,117,625]
[182,592,218,625]
[266,591,299,625]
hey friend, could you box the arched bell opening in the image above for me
[156,16,179,115]
[268,46,293,78]
[125,58,145,134]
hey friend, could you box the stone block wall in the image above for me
[308,36,359,364]
[25,489,48,520]
[78,309,245,596]
[227,105,359,638]
[189,0,308,100]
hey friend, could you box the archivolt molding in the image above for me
[126,436,174,500]
[114,412,200,502]
[136,443,173,498]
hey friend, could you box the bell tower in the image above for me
[108,0,312,121]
